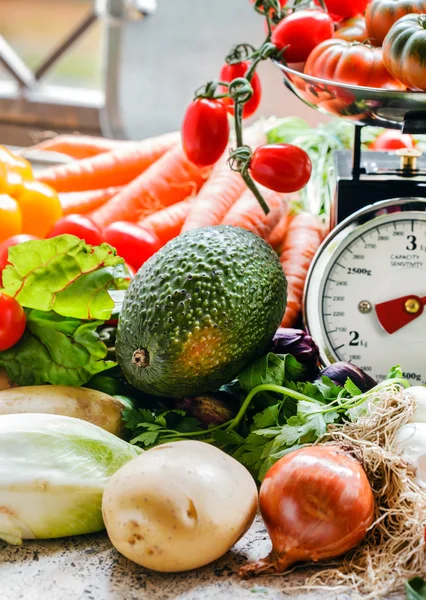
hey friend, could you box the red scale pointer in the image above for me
[375,294,426,334]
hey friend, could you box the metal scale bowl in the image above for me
[275,62,426,226]
[275,63,426,383]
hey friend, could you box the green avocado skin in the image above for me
[116,226,287,397]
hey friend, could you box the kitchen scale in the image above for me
[276,62,426,385]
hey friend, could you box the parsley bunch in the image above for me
[123,354,408,483]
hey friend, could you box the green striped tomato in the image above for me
[383,13,426,90]
[366,0,426,45]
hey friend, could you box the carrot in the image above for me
[37,131,180,192]
[280,212,324,328]
[266,195,300,252]
[59,186,123,215]
[180,160,245,232]
[222,186,287,240]
[90,143,210,228]
[28,135,140,159]
[181,126,267,233]
[138,199,192,247]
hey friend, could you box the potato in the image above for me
[102,440,258,572]
[0,385,127,437]
[0,369,16,391]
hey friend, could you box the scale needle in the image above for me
[375,294,426,334]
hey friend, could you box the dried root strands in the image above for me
[307,387,426,599]
[240,386,426,599]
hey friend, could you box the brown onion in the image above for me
[239,445,374,577]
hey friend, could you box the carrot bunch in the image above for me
[25,126,326,326]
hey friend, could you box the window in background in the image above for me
[0,0,102,89]
[0,0,326,143]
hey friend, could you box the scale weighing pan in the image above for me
[275,61,426,132]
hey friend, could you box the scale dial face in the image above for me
[305,203,426,385]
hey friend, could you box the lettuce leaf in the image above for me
[1,235,129,320]
[0,309,115,386]
[0,413,141,545]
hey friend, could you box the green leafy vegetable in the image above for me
[0,309,115,386]
[232,380,341,481]
[1,235,128,320]
[122,353,410,483]
[0,413,141,545]
[123,406,204,448]
[406,577,426,600]
[344,378,363,397]
[239,353,306,392]
[387,364,404,380]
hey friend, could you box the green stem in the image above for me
[245,55,263,82]
[166,422,232,438]
[241,170,271,215]
[304,378,410,417]
[265,7,273,37]
[234,101,244,148]
[227,383,315,431]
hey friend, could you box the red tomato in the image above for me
[47,215,103,246]
[369,130,414,151]
[315,0,370,19]
[250,144,312,193]
[0,292,26,352]
[182,98,230,167]
[0,234,39,274]
[272,10,335,63]
[104,222,161,270]
[219,62,262,119]
[304,39,405,90]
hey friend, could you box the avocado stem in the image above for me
[132,349,149,368]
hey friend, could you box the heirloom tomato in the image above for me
[366,0,426,45]
[304,39,405,90]
[383,13,426,91]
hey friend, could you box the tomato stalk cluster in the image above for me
[181,0,314,215]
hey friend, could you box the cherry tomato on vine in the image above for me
[250,144,312,193]
[315,0,370,20]
[219,62,262,119]
[14,180,62,238]
[0,234,39,275]
[104,222,161,271]
[369,130,414,151]
[48,215,103,246]
[271,10,335,63]
[0,292,26,352]
[182,98,230,167]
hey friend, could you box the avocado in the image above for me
[116,226,287,397]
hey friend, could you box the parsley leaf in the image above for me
[233,397,341,482]
[123,407,204,449]
[344,378,363,397]
[387,364,403,380]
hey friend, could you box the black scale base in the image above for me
[334,124,426,226]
